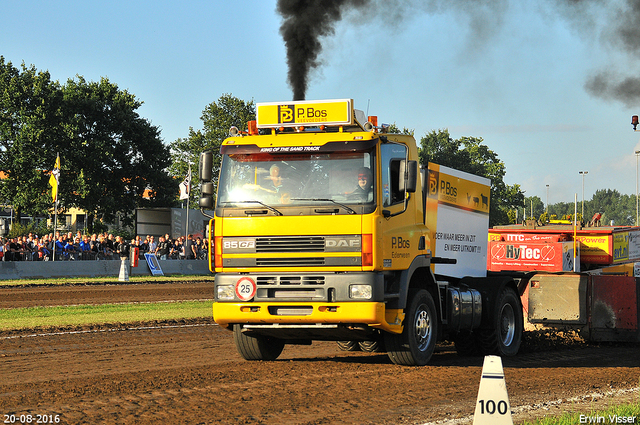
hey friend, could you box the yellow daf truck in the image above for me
[199,99,523,365]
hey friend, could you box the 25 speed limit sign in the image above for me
[235,277,257,301]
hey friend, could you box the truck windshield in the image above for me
[217,150,375,209]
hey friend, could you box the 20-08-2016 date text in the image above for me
[3,414,60,424]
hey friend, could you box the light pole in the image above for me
[636,150,640,226]
[633,115,640,226]
[546,184,549,216]
[579,171,588,221]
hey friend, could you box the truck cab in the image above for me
[199,99,523,365]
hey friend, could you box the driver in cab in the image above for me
[243,164,290,203]
[346,167,373,202]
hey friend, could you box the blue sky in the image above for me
[3,0,640,208]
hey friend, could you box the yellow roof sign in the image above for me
[256,99,353,128]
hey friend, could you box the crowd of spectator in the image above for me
[0,231,208,262]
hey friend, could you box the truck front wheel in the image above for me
[233,325,285,361]
[479,287,522,356]
[384,289,438,366]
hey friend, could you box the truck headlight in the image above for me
[350,284,372,299]
[217,285,235,300]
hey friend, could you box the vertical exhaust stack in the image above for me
[277,0,368,101]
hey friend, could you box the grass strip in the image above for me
[0,300,213,330]
[0,274,215,287]
[522,401,640,424]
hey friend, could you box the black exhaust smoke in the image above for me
[277,0,369,101]
[581,0,640,107]
[277,0,640,107]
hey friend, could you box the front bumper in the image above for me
[213,301,404,334]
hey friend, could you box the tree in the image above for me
[548,201,574,221]
[418,129,524,226]
[387,123,414,136]
[547,190,637,226]
[0,57,64,218]
[587,189,634,226]
[61,76,176,229]
[523,196,544,221]
[1,58,176,230]
[169,94,255,206]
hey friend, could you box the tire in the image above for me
[233,324,285,361]
[336,341,361,351]
[359,339,385,353]
[384,289,438,366]
[478,287,523,356]
[453,331,482,357]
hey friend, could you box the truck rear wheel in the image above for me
[233,325,285,361]
[359,339,385,353]
[336,341,361,351]
[453,331,482,356]
[479,287,522,356]
[384,289,438,366]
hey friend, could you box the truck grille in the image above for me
[256,257,325,266]
[256,237,324,252]
[268,306,313,316]
[222,235,361,268]
[256,276,325,285]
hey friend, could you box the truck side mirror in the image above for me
[399,160,418,193]
[199,196,214,209]
[201,182,215,196]
[199,151,213,182]
[199,179,215,209]
[199,151,214,210]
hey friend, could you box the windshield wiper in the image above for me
[235,200,283,216]
[291,198,356,215]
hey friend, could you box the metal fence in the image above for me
[1,248,207,262]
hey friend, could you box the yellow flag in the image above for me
[49,154,60,202]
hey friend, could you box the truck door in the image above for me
[380,143,415,271]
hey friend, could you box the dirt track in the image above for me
[1,281,639,424]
